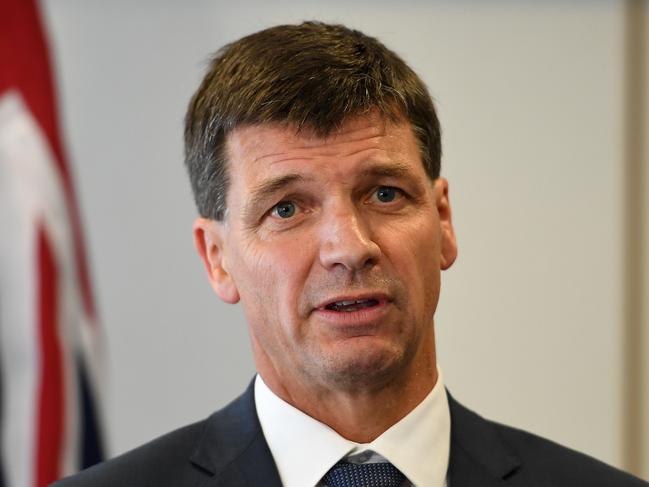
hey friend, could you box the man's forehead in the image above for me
[224,113,415,169]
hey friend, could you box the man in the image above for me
[54,21,647,487]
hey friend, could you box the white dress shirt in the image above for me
[255,369,450,487]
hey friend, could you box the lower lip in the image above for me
[312,300,390,328]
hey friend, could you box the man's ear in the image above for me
[435,178,458,270]
[193,217,240,304]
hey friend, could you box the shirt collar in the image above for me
[255,369,450,487]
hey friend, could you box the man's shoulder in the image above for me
[495,420,646,485]
[51,381,271,487]
[51,419,208,487]
[448,394,648,486]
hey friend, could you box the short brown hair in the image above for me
[184,21,441,220]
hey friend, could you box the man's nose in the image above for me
[318,206,381,272]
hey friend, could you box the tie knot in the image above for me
[323,460,406,487]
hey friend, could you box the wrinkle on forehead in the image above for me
[226,114,406,169]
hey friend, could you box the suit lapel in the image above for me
[446,392,521,486]
[190,380,282,487]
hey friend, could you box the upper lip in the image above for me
[315,292,391,310]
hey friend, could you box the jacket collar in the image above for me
[447,391,521,485]
[189,380,282,487]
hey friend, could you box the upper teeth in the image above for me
[335,299,367,306]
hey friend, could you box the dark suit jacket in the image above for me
[53,382,648,486]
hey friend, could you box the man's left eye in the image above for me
[272,201,296,218]
[375,186,399,203]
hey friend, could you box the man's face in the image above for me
[195,113,457,393]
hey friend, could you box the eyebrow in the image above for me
[357,162,413,180]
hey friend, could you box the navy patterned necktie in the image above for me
[323,461,406,487]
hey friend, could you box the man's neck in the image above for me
[257,348,438,443]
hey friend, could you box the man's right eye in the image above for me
[272,201,296,219]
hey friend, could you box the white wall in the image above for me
[41,0,640,474]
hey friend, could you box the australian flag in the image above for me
[0,0,105,485]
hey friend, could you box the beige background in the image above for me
[640,0,648,479]
[41,0,648,479]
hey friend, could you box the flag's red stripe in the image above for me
[35,225,64,487]
[0,0,97,321]
[0,0,65,176]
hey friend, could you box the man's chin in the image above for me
[306,339,411,391]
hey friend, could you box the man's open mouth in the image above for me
[324,298,380,312]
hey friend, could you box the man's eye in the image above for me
[272,201,296,218]
[375,186,399,203]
